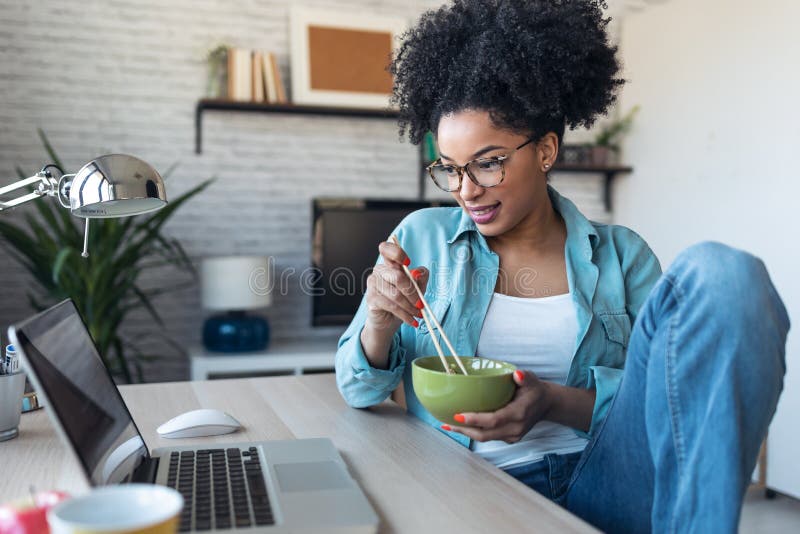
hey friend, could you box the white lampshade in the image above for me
[201,256,272,310]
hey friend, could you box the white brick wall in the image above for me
[0,0,609,382]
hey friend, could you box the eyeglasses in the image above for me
[426,138,535,192]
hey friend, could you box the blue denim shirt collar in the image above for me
[550,186,599,251]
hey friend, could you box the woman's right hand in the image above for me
[364,240,429,334]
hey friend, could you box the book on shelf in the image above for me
[422,131,439,164]
[252,51,265,102]
[220,47,288,104]
[262,52,278,103]
[271,53,287,104]
[262,52,288,104]
[227,47,252,102]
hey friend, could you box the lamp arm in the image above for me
[0,173,47,211]
[0,165,68,212]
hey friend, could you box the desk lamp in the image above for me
[0,154,167,256]
[201,256,272,352]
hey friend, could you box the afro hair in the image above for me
[389,0,624,145]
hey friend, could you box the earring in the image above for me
[543,163,551,170]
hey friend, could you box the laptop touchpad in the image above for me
[274,461,352,492]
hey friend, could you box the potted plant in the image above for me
[206,44,230,99]
[0,130,213,382]
[591,105,640,165]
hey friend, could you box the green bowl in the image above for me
[411,356,517,425]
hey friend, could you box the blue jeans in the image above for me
[504,451,583,500]
[506,242,790,533]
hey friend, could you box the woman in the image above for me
[335,1,789,531]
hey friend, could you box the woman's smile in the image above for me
[467,202,501,224]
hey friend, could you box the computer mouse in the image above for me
[156,408,242,439]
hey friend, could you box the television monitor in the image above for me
[311,198,457,326]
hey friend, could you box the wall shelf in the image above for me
[551,164,633,211]
[194,99,632,209]
[195,99,399,154]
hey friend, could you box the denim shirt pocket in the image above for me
[598,311,632,365]
[415,297,453,357]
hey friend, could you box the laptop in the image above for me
[8,299,378,533]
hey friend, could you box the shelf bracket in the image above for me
[195,102,203,154]
[604,172,614,212]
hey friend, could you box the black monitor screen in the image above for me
[311,198,456,326]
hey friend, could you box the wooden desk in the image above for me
[0,374,595,533]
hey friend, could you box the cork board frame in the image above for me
[290,7,406,109]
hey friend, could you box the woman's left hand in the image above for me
[444,370,553,443]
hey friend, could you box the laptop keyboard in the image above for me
[165,447,275,531]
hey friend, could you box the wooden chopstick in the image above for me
[420,306,452,375]
[386,238,451,373]
[390,235,469,376]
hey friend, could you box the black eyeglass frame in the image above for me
[426,138,536,192]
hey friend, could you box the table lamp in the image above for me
[0,154,167,256]
[201,256,272,352]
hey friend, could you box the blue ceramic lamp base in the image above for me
[203,311,270,353]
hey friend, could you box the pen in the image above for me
[11,345,18,373]
[3,344,18,375]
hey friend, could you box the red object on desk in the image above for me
[0,491,69,534]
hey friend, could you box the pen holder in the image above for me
[0,371,26,441]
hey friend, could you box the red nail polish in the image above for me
[514,370,524,382]
[415,311,423,318]
[415,299,424,309]
[403,257,411,266]
[441,424,452,431]
[410,268,422,280]
[453,414,465,424]
[411,320,419,328]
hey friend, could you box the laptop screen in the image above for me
[10,299,148,486]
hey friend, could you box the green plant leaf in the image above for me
[52,247,75,284]
[112,338,133,384]
[132,284,164,327]
[594,105,641,149]
[162,162,179,179]
[37,129,65,171]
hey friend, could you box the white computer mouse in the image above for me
[156,408,242,439]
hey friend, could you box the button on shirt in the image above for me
[335,186,662,448]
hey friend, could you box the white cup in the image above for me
[48,485,183,534]
[0,371,26,441]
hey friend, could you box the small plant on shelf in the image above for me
[591,105,641,165]
[206,43,230,99]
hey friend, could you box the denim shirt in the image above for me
[335,186,662,447]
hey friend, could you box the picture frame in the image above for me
[289,7,407,109]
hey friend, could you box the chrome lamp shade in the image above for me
[1,153,169,258]
[69,154,167,218]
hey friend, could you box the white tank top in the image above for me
[471,292,589,469]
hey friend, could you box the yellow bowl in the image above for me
[48,484,183,534]
[412,356,517,425]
